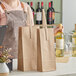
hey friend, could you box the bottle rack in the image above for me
[34,11,61,15]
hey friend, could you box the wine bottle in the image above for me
[56,24,64,57]
[30,2,34,17]
[72,24,76,57]
[41,2,44,9]
[36,2,42,25]
[51,1,55,24]
[47,2,52,24]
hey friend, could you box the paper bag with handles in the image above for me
[37,9,56,72]
[18,7,38,71]
[18,26,38,71]
[18,8,56,72]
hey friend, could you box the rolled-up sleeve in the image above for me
[22,2,34,26]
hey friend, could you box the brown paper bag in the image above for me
[18,7,38,71]
[18,26,38,71]
[37,28,56,72]
[37,9,56,72]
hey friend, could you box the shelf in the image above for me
[34,11,61,15]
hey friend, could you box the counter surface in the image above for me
[10,57,76,76]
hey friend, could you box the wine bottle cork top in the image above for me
[75,24,76,31]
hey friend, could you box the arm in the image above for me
[0,5,6,25]
[22,2,34,26]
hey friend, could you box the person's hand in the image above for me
[0,11,7,25]
[54,24,63,36]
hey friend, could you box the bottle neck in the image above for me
[51,1,53,8]
[27,2,29,5]
[38,2,40,8]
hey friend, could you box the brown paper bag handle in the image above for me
[27,7,32,39]
[42,9,48,40]
[42,9,47,27]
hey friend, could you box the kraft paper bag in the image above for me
[18,7,38,71]
[37,28,56,72]
[37,9,56,72]
[18,26,38,71]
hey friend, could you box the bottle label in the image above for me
[52,12,55,20]
[56,39,64,49]
[72,38,76,45]
[36,12,42,21]
[49,11,52,21]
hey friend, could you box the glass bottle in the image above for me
[56,24,64,57]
